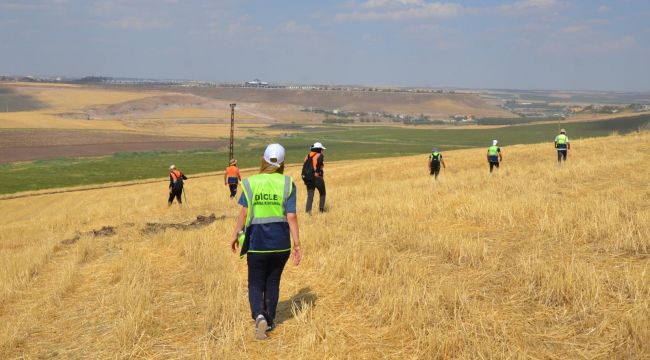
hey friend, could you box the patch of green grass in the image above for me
[1,116,648,194]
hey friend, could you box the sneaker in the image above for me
[255,315,268,340]
[267,323,276,332]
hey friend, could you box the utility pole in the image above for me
[229,103,236,161]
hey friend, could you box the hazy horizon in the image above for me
[1,0,649,92]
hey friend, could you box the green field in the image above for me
[1,115,648,194]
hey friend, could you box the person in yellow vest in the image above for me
[428,147,446,180]
[229,143,301,340]
[224,159,242,198]
[554,129,571,163]
[168,165,187,206]
[487,140,503,173]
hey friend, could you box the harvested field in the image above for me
[0,129,222,163]
[0,132,648,358]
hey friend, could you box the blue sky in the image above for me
[1,0,649,91]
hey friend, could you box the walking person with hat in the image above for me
[428,147,446,180]
[168,165,187,207]
[302,142,326,214]
[224,159,242,199]
[487,140,503,174]
[555,129,571,163]
[230,143,301,340]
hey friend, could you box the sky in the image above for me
[1,0,649,91]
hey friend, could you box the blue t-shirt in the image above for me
[239,182,296,251]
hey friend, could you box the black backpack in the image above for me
[301,154,316,185]
[430,152,441,164]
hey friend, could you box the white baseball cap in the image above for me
[263,143,285,167]
[312,142,326,149]
[169,164,176,170]
[492,140,498,146]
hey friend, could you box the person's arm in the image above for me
[442,159,446,168]
[287,213,301,265]
[224,171,227,186]
[567,138,571,150]
[428,157,432,170]
[182,173,187,180]
[169,174,173,191]
[498,149,503,162]
[237,169,241,182]
[230,207,248,253]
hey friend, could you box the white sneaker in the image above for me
[255,315,268,340]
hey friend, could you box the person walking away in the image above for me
[224,159,242,198]
[487,140,503,174]
[302,142,326,214]
[555,129,570,163]
[428,147,446,180]
[168,165,187,206]
[230,143,301,340]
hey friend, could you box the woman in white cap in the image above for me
[487,140,502,173]
[230,143,301,340]
[302,142,326,213]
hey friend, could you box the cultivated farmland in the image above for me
[1,132,648,358]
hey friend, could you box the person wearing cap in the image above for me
[304,142,326,213]
[229,143,301,340]
[428,147,446,180]
[487,140,503,173]
[554,129,571,163]
[168,165,187,206]
[224,159,242,198]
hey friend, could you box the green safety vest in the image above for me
[240,173,293,255]
[430,152,441,162]
[487,145,499,156]
[555,134,568,144]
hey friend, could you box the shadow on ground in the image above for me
[275,287,318,325]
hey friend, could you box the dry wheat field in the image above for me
[1,132,649,359]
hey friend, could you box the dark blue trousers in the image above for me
[247,251,290,325]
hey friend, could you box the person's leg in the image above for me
[557,150,562,163]
[247,253,269,321]
[562,150,567,162]
[315,177,326,212]
[264,251,290,327]
[175,189,183,204]
[229,184,237,198]
[489,162,495,173]
[433,165,440,180]
[168,190,175,205]
[305,184,315,213]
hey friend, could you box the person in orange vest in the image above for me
[168,165,187,206]
[301,142,326,213]
[224,159,242,198]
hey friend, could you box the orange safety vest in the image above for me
[305,152,323,176]
[226,166,240,177]
[170,170,182,181]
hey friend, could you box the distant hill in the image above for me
[173,86,513,118]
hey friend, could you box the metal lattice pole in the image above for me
[229,103,236,161]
